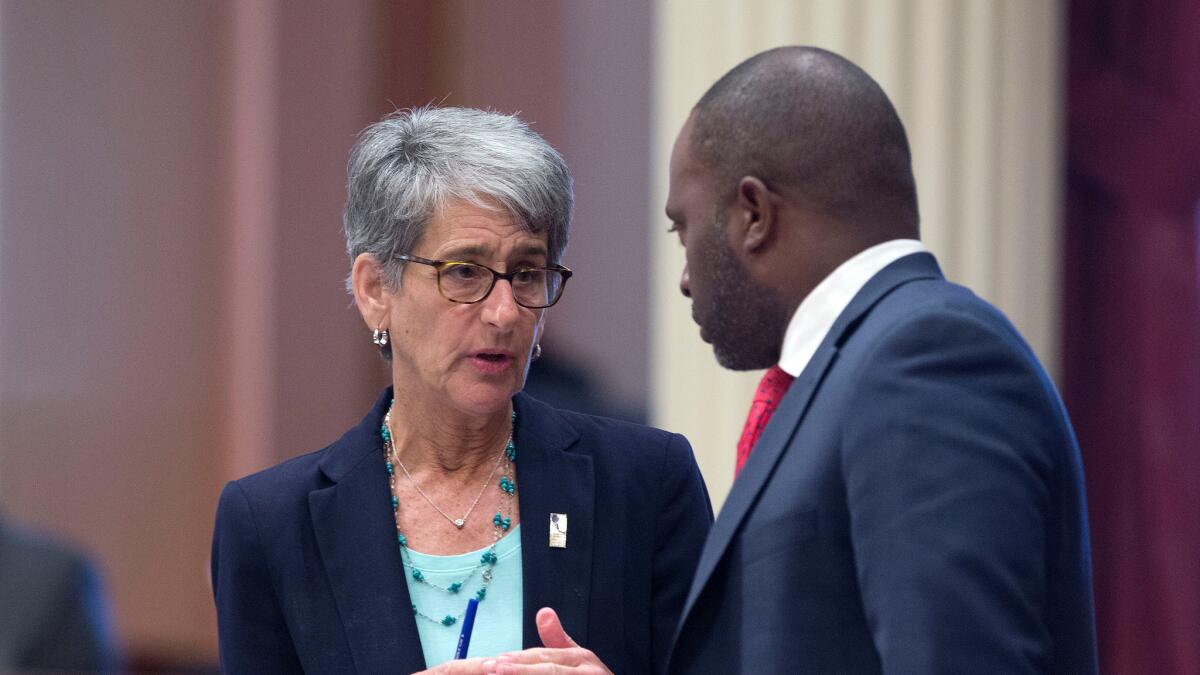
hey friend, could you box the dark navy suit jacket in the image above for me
[667,253,1098,674]
[213,390,712,674]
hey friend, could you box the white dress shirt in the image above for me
[777,239,930,377]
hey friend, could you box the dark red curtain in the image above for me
[1066,1,1200,672]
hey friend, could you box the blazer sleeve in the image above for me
[651,433,714,674]
[212,480,305,673]
[841,308,1061,673]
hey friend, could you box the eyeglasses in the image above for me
[394,254,573,309]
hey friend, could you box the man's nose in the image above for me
[679,265,691,298]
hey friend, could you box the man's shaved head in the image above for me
[691,46,918,234]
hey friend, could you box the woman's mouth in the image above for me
[470,351,514,374]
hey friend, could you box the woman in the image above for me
[211,107,712,674]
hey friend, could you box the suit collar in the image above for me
[308,389,596,669]
[779,239,927,377]
[675,252,944,640]
[822,252,943,350]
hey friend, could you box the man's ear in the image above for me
[733,176,777,254]
[351,253,391,330]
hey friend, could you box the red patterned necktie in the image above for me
[735,365,796,477]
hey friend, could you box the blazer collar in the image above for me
[308,388,595,670]
[676,253,944,635]
[309,387,426,673]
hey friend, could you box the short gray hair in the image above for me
[343,106,573,292]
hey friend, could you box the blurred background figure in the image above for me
[524,339,645,424]
[0,516,121,672]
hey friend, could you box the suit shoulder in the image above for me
[556,407,671,438]
[841,277,1072,458]
[534,403,692,471]
[858,277,1037,359]
[564,406,676,440]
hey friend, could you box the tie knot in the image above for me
[755,365,795,404]
[736,364,796,476]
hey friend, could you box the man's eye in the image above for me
[666,222,682,234]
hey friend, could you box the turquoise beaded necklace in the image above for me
[382,402,518,628]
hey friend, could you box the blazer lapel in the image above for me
[513,393,594,649]
[309,390,427,674]
[676,252,945,633]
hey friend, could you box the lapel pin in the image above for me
[549,513,567,549]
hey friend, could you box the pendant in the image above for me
[454,518,465,529]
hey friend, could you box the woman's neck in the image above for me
[387,390,512,476]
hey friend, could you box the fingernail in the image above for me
[482,659,497,673]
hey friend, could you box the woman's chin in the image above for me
[447,380,520,418]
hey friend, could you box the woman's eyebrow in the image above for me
[438,242,548,260]
[438,244,489,259]
[513,243,549,258]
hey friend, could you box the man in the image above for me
[663,47,1097,673]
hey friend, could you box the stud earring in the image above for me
[372,328,390,346]
[531,343,542,361]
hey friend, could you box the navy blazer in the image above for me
[212,389,712,674]
[667,253,1098,674]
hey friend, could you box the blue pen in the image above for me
[454,598,480,659]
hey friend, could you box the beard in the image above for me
[695,223,791,371]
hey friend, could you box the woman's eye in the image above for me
[512,269,538,285]
[447,264,482,280]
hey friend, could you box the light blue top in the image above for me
[404,525,524,667]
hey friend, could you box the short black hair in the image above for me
[691,46,918,233]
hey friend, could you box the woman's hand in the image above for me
[487,607,612,674]
[414,607,612,675]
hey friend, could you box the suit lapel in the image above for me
[675,252,946,636]
[679,344,839,620]
[309,390,427,673]
[513,393,593,649]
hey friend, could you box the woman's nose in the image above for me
[482,279,521,327]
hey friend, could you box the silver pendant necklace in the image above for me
[388,406,510,529]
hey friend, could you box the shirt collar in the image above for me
[777,239,929,377]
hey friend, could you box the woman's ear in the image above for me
[351,253,391,330]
